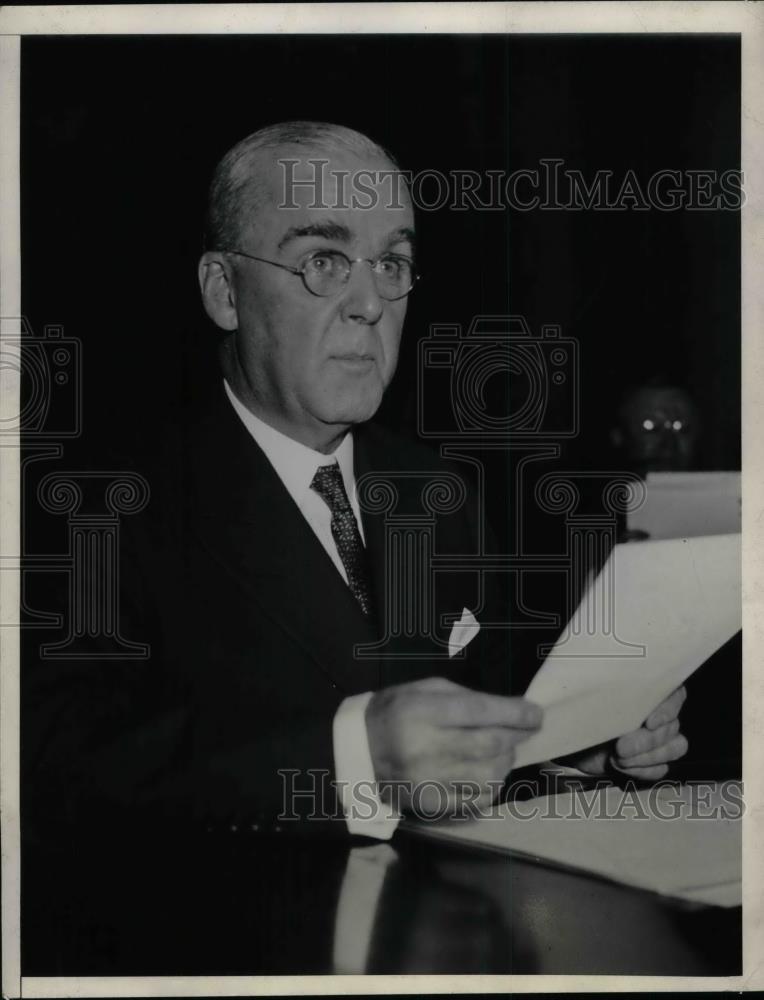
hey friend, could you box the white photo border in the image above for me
[1,3,762,996]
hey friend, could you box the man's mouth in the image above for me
[332,353,376,367]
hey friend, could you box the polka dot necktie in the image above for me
[310,463,374,616]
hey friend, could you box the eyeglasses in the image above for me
[219,248,419,301]
[640,418,691,433]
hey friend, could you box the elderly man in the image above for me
[25,122,687,839]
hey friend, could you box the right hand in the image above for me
[366,677,542,816]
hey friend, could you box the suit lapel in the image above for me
[184,384,380,695]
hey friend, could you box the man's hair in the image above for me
[204,121,400,251]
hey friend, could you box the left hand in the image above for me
[562,685,689,781]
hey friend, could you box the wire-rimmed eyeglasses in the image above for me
[218,248,419,301]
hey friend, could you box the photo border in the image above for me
[1,3,761,995]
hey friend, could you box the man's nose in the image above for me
[339,261,384,325]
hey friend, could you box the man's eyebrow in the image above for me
[277,222,352,251]
[386,227,417,254]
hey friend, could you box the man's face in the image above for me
[224,146,414,446]
[619,386,699,472]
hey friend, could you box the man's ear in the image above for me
[198,252,238,331]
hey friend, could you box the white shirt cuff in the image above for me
[333,692,401,840]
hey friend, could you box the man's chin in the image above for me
[320,401,382,428]
[316,379,386,427]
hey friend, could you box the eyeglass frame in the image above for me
[215,247,420,302]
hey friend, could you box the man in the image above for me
[24,122,687,840]
[611,378,701,476]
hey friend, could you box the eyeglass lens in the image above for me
[302,251,414,299]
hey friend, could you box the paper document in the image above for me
[627,471,741,540]
[514,533,741,768]
[410,783,741,907]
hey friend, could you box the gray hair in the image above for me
[204,121,401,250]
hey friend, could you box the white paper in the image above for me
[628,471,741,540]
[412,784,742,907]
[513,533,741,768]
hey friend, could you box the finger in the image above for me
[613,733,688,769]
[414,677,465,694]
[645,686,687,730]
[436,693,543,730]
[615,718,680,758]
[611,762,670,782]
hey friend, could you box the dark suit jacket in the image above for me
[23,380,515,839]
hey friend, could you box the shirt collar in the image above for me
[223,379,356,508]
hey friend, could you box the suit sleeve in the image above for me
[23,653,350,841]
[22,529,349,841]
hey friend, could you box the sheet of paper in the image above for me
[627,471,741,540]
[513,532,741,768]
[410,784,741,907]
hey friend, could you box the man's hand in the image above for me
[366,677,542,815]
[562,685,689,780]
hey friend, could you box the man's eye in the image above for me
[378,255,410,278]
[305,252,341,273]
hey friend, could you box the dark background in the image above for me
[21,34,741,774]
[21,33,740,465]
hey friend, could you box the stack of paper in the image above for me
[513,532,741,768]
[415,532,743,908]
[627,471,741,540]
[411,783,741,907]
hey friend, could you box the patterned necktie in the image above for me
[310,463,374,616]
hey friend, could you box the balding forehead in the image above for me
[204,121,406,251]
[233,142,397,186]
[219,144,413,255]
[268,145,404,198]
[257,149,411,217]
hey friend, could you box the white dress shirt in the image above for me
[224,380,400,839]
